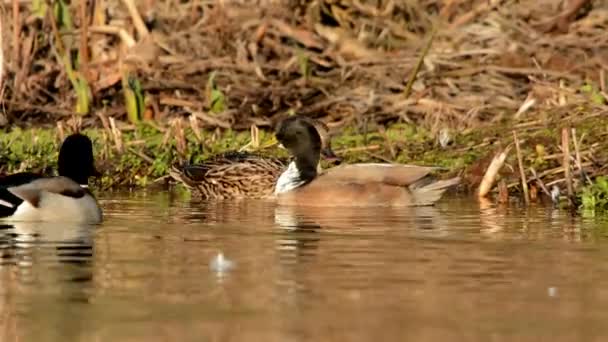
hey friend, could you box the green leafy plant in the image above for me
[122,74,145,124]
[48,0,91,115]
[297,50,310,80]
[206,71,225,113]
[580,83,606,105]
[579,176,608,211]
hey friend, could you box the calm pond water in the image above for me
[2,191,608,341]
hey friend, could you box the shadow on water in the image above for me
[3,191,608,341]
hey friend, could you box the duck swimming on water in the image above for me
[169,116,341,200]
[273,115,460,207]
[0,133,102,223]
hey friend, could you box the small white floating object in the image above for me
[547,287,558,297]
[210,252,235,273]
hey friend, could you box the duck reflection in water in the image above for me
[0,221,95,267]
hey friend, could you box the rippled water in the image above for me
[3,191,608,341]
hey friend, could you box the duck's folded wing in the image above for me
[6,176,86,209]
[321,163,439,186]
[0,172,44,216]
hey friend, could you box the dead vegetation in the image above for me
[1,0,608,205]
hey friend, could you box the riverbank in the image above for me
[2,106,607,210]
[2,1,608,209]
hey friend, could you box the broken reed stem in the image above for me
[513,131,529,204]
[529,167,551,198]
[571,128,591,185]
[562,127,574,205]
[403,24,437,98]
[121,0,149,40]
[109,116,123,152]
[477,146,511,198]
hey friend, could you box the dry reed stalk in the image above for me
[333,145,382,154]
[497,180,509,204]
[173,118,186,156]
[79,0,89,82]
[67,115,83,133]
[189,114,202,143]
[508,161,595,187]
[121,0,149,39]
[128,147,154,164]
[56,121,65,142]
[529,167,551,198]
[513,131,529,204]
[11,0,19,68]
[251,124,259,148]
[403,24,436,99]
[571,127,592,185]
[97,112,112,136]
[89,25,136,48]
[2,0,608,141]
[562,127,574,205]
[109,116,123,153]
[477,146,511,198]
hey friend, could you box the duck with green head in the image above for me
[0,133,103,223]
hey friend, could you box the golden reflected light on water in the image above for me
[2,191,608,341]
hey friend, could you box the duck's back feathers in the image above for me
[170,152,287,199]
[320,163,439,187]
[276,174,460,207]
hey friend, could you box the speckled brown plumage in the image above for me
[169,117,338,200]
[170,151,288,199]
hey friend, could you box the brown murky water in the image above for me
[2,191,608,341]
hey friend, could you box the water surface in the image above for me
[2,192,608,341]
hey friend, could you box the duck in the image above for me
[0,133,103,223]
[169,116,341,199]
[273,115,461,207]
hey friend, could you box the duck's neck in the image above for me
[274,154,318,194]
[58,168,89,187]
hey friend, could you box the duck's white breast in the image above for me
[10,192,102,224]
[274,162,306,194]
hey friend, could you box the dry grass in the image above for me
[1,0,608,203]
[0,0,605,132]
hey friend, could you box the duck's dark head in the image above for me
[275,116,322,178]
[58,133,99,186]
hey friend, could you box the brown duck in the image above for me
[273,116,460,207]
[169,117,339,199]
